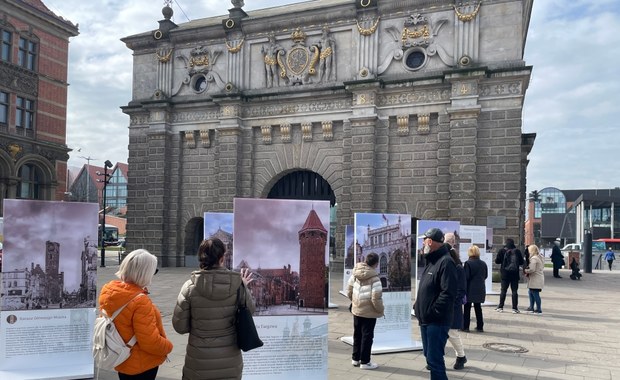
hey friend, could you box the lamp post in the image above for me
[98,160,113,267]
[78,155,96,202]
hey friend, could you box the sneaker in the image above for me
[525,307,533,312]
[512,309,520,314]
[352,360,360,367]
[453,356,467,370]
[475,327,484,332]
[495,307,503,312]
[360,362,379,370]
[534,311,543,315]
[526,309,535,314]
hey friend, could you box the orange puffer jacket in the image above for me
[99,280,173,375]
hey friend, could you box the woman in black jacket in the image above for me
[463,245,488,332]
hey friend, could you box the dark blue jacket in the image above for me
[451,264,466,330]
[464,257,488,304]
[414,244,457,326]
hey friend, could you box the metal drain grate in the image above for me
[483,342,529,353]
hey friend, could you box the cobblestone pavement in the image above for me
[94,255,620,380]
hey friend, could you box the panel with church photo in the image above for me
[1,200,98,310]
[203,212,234,270]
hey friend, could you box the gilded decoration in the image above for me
[200,129,211,148]
[184,130,197,148]
[226,39,244,54]
[280,123,291,143]
[175,46,225,94]
[8,143,22,160]
[261,27,336,87]
[155,48,173,63]
[356,17,380,36]
[417,114,430,134]
[322,121,333,141]
[454,2,481,22]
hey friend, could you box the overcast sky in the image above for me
[43,0,620,194]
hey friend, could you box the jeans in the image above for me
[352,315,377,364]
[420,324,450,380]
[528,289,542,312]
[118,367,158,380]
[463,302,483,330]
[498,277,519,309]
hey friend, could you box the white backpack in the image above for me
[93,293,144,370]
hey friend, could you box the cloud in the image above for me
[43,0,620,193]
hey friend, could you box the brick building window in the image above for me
[18,36,37,70]
[1,29,11,62]
[0,91,8,128]
[18,163,43,199]
[16,96,34,137]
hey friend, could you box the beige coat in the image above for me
[173,267,255,380]
[347,262,384,318]
[525,254,545,290]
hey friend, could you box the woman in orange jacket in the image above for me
[99,249,173,379]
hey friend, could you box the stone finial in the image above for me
[162,4,173,20]
[232,0,244,8]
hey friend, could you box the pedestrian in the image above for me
[494,238,525,313]
[413,228,457,380]
[98,249,173,380]
[173,238,255,380]
[550,241,564,278]
[346,252,384,370]
[569,257,582,280]
[524,245,544,314]
[605,248,616,271]
[444,240,467,370]
[463,245,488,332]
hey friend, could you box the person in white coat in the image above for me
[524,245,545,314]
[347,252,384,370]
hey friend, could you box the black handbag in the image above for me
[235,284,264,352]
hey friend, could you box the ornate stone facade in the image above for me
[122,0,535,266]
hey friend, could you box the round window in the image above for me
[192,75,208,93]
[403,48,427,71]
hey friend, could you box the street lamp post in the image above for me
[98,160,113,267]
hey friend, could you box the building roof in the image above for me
[299,209,327,233]
[14,0,79,34]
[114,162,129,179]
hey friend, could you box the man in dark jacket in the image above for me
[494,238,525,313]
[413,228,457,380]
[550,241,564,278]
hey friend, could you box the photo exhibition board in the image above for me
[0,200,98,379]
[233,198,329,380]
[414,220,461,299]
[459,225,494,295]
[202,212,234,270]
[340,213,422,353]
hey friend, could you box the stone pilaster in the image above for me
[215,100,244,210]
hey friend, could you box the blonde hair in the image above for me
[528,245,540,257]
[115,249,158,288]
[468,245,481,258]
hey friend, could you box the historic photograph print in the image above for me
[204,212,234,270]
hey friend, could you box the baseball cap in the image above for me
[418,228,445,243]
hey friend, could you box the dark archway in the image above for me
[267,170,335,206]
[184,217,204,267]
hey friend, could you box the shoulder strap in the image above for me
[107,292,145,321]
[237,284,247,308]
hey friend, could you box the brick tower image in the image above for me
[45,241,64,304]
[298,209,327,309]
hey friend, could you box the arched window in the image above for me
[379,255,388,275]
[18,163,43,199]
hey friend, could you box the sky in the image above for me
[42,0,620,193]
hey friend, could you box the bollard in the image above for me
[584,231,592,273]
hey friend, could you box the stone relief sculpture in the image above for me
[173,46,226,95]
[378,13,452,75]
[261,27,337,88]
[261,34,284,88]
[317,27,336,83]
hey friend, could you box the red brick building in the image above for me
[298,209,328,309]
[0,0,78,215]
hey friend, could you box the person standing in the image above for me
[605,248,616,271]
[414,228,457,380]
[550,241,564,278]
[463,245,488,332]
[524,245,544,314]
[173,239,255,380]
[494,238,525,313]
[98,249,173,380]
[445,243,467,370]
[347,252,384,370]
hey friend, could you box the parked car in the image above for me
[561,243,581,252]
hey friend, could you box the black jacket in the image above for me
[414,244,457,326]
[464,257,488,304]
[495,244,524,280]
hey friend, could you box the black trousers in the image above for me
[608,259,614,271]
[553,264,561,277]
[352,315,377,364]
[463,302,483,330]
[498,277,519,309]
[118,367,159,380]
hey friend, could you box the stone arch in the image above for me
[183,216,204,264]
[14,154,56,200]
[264,169,336,206]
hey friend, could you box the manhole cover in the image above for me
[483,342,528,353]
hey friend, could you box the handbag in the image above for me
[235,284,264,352]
